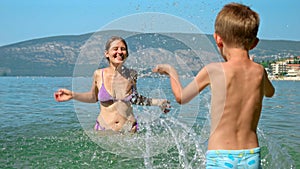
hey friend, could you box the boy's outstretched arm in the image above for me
[153,64,182,103]
[153,64,210,104]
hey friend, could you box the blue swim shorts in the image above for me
[206,147,261,169]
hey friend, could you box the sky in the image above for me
[0,0,299,46]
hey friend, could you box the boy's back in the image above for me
[207,55,268,150]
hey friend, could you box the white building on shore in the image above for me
[270,56,300,80]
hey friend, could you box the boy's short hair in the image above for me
[214,3,260,50]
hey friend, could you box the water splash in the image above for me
[258,128,295,168]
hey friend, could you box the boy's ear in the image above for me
[214,33,223,48]
[250,37,259,50]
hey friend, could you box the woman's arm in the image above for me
[54,71,99,103]
[129,71,170,113]
[130,90,170,113]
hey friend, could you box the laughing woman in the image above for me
[54,36,170,133]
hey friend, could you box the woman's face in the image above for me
[105,40,128,65]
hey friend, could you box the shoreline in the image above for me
[269,76,300,81]
[1,75,300,81]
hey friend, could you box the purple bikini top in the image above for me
[98,69,133,103]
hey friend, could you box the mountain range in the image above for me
[1,30,299,76]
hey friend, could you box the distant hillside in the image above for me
[252,39,300,60]
[0,30,299,76]
[0,33,91,76]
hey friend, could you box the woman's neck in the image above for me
[109,63,122,71]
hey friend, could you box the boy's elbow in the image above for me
[175,96,188,105]
[265,88,275,97]
[175,96,183,104]
[265,92,275,98]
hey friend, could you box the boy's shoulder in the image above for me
[204,62,224,71]
[201,62,225,79]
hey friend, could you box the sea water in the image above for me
[0,77,298,168]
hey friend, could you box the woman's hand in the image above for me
[158,99,171,114]
[54,89,73,102]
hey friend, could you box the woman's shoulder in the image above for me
[129,68,137,75]
[121,66,137,81]
[93,68,104,78]
[122,66,137,74]
[94,68,102,74]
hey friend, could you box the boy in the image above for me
[153,3,275,168]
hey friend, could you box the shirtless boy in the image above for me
[153,3,275,168]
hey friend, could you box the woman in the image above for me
[54,36,170,133]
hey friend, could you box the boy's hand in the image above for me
[152,64,172,75]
